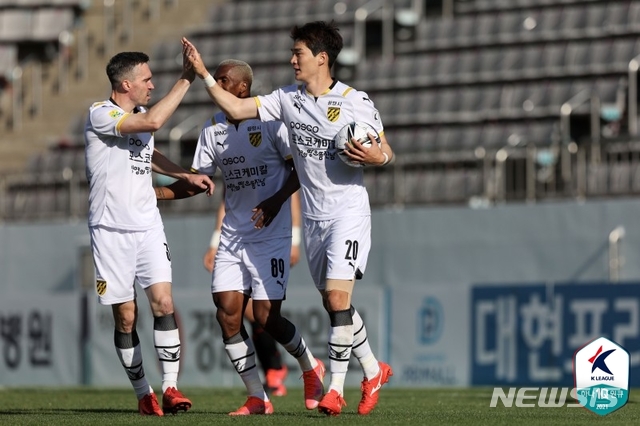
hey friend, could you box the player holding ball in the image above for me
[181,20,394,416]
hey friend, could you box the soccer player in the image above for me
[155,59,325,415]
[84,47,214,416]
[181,21,395,416]
[203,190,303,397]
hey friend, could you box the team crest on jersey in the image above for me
[109,110,123,119]
[327,107,340,122]
[96,279,107,296]
[249,132,262,147]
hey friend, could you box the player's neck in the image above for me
[110,92,136,113]
[303,73,335,97]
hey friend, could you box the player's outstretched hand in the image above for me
[181,40,196,82]
[185,173,215,196]
[182,37,209,79]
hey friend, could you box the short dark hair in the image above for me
[290,21,343,69]
[106,52,149,88]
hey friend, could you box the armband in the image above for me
[292,226,301,246]
[202,74,216,88]
[381,152,390,166]
[209,230,221,248]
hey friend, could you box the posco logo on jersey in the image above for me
[222,156,246,165]
[290,121,319,133]
[129,137,150,149]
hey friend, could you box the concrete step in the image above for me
[1,0,221,174]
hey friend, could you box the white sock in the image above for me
[282,327,316,372]
[351,307,380,379]
[327,324,353,395]
[153,314,181,393]
[154,328,180,393]
[115,330,152,400]
[225,334,268,400]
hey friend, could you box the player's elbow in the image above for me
[223,98,256,121]
[225,105,245,121]
[145,117,165,132]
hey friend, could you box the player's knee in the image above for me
[114,315,136,333]
[153,295,174,316]
[325,290,350,311]
[112,303,136,331]
[253,310,274,330]
[216,309,242,332]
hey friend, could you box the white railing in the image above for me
[609,226,626,283]
[628,54,640,136]
[168,113,206,163]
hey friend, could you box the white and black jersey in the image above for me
[191,112,293,243]
[84,99,161,231]
[255,80,384,220]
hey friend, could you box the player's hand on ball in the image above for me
[344,133,383,166]
[334,122,382,167]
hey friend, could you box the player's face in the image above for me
[290,41,319,83]
[213,65,247,98]
[127,63,154,106]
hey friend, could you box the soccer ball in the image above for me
[334,121,380,167]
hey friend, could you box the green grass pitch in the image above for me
[0,387,637,425]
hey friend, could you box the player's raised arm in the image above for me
[181,37,259,121]
[119,42,196,134]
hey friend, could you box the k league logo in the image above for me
[573,336,630,416]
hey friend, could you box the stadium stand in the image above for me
[2,0,640,221]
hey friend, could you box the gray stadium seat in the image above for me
[528,121,557,147]
[0,44,18,76]
[477,49,505,81]
[31,8,74,41]
[442,170,468,202]
[390,128,417,154]
[498,10,526,40]
[477,85,503,120]
[564,41,592,75]
[612,37,640,66]
[540,43,568,77]
[559,6,587,38]
[0,9,32,41]
[609,163,631,194]
[624,2,640,33]
[480,125,507,150]
[459,126,484,151]
[588,39,618,74]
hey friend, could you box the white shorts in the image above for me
[90,225,172,305]
[303,215,371,290]
[212,237,291,301]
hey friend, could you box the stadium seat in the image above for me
[31,8,74,41]
[0,9,32,41]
